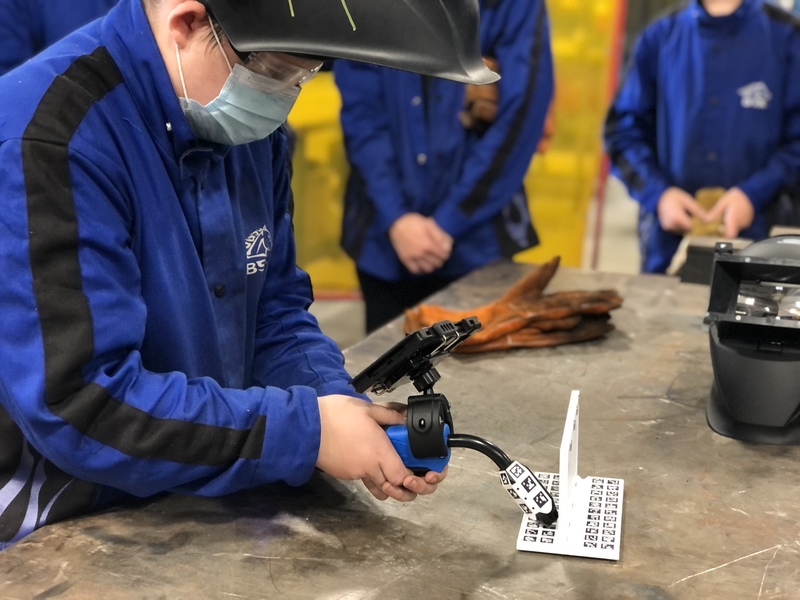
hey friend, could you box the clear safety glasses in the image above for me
[207,16,323,88]
[240,52,323,88]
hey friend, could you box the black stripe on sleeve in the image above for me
[458,5,548,217]
[23,47,267,467]
[603,106,647,194]
[54,384,267,465]
[762,3,800,32]
[24,47,122,407]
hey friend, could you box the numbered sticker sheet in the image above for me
[516,391,625,561]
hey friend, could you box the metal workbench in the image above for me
[2,263,799,599]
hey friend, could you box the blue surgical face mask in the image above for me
[175,26,300,145]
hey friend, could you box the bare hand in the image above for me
[316,395,447,501]
[388,213,453,275]
[703,187,754,238]
[657,187,706,234]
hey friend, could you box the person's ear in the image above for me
[167,0,209,50]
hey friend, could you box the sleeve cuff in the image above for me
[255,385,322,487]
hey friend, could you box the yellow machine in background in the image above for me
[287,0,627,296]
[286,76,355,294]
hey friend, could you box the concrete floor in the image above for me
[308,294,367,350]
[309,175,640,349]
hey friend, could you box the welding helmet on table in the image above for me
[197,0,499,85]
[705,236,800,444]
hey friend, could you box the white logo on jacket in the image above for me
[245,226,272,275]
[737,81,772,110]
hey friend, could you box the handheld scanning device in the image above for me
[350,318,558,526]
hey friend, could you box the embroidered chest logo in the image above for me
[245,226,272,275]
[737,81,772,110]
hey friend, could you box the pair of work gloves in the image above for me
[404,257,623,353]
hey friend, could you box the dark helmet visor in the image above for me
[198,0,499,85]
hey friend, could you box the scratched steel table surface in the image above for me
[2,263,800,600]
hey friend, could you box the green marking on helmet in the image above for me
[286,0,355,31]
[341,0,356,30]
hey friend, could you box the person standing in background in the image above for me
[334,0,554,333]
[0,0,119,76]
[604,0,800,274]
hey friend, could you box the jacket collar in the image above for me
[690,0,760,30]
[100,0,229,164]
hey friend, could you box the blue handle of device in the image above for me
[386,423,451,474]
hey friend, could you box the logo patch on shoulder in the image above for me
[246,226,272,275]
[737,81,772,110]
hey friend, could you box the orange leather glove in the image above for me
[404,256,623,352]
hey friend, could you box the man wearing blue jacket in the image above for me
[604,0,800,274]
[0,0,500,548]
[0,0,118,76]
[334,0,554,332]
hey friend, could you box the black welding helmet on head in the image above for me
[705,236,800,444]
[198,0,499,85]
